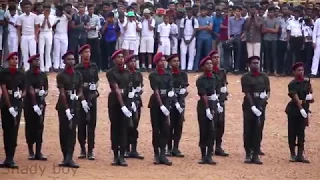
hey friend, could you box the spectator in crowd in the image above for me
[87,4,101,69]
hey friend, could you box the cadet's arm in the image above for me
[241,76,254,106]
[21,76,27,98]
[292,94,303,110]
[112,83,125,107]
[1,85,11,107]
[29,86,37,106]
[59,88,68,110]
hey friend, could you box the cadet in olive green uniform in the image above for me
[24,54,48,161]
[285,62,313,163]
[209,51,229,157]
[106,49,135,167]
[240,56,270,165]
[148,52,173,166]
[56,51,85,168]
[0,52,26,169]
[124,54,144,159]
[196,56,218,165]
[166,54,188,157]
[75,44,100,160]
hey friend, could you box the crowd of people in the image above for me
[1,0,320,76]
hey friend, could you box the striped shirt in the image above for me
[87,14,101,39]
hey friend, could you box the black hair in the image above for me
[64,3,72,8]
[200,5,207,11]
[43,5,51,9]
[268,7,276,12]
[185,7,192,12]
[22,1,32,6]
[87,4,94,9]
[233,6,242,11]
[8,4,16,11]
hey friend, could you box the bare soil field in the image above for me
[0,72,319,180]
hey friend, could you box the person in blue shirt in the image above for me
[194,5,212,71]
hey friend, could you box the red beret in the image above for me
[248,56,260,63]
[292,62,304,71]
[156,8,166,15]
[208,50,218,57]
[27,54,40,63]
[153,52,164,64]
[166,54,179,62]
[6,52,18,61]
[62,51,74,60]
[78,44,90,54]
[111,49,123,60]
[124,54,136,64]
[199,56,211,67]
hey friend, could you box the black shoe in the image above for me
[78,149,86,159]
[28,154,36,160]
[118,156,128,167]
[171,148,184,158]
[58,159,67,167]
[66,160,80,168]
[258,150,265,156]
[128,151,144,159]
[35,153,47,161]
[296,156,310,163]
[206,156,217,165]
[111,157,119,166]
[289,155,297,162]
[244,155,252,164]
[252,155,263,165]
[153,155,161,165]
[28,144,35,160]
[0,159,9,168]
[6,159,19,169]
[198,156,206,164]
[87,151,95,160]
[159,155,172,166]
[215,148,229,157]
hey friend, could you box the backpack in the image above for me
[183,17,195,29]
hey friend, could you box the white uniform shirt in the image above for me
[157,22,171,37]
[123,20,138,40]
[37,14,56,33]
[287,18,303,36]
[54,15,69,35]
[136,21,142,40]
[141,18,155,37]
[16,12,39,36]
[7,14,19,34]
[313,18,320,43]
[170,23,179,36]
[180,17,199,36]
[303,25,313,42]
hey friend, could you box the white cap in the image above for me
[143,8,151,14]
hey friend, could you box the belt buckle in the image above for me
[253,92,260,97]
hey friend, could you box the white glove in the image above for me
[14,91,22,99]
[259,91,268,99]
[89,83,97,91]
[81,100,90,113]
[179,88,187,95]
[220,86,227,93]
[300,109,308,118]
[205,108,213,120]
[8,107,18,118]
[251,106,262,117]
[131,102,137,112]
[305,93,313,101]
[160,105,170,116]
[135,86,142,93]
[65,108,74,121]
[33,105,42,116]
[121,106,132,118]
[217,103,224,113]
[70,93,78,101]
[168,91,174,97]
[210,93,219,101]
[128,91,135,99]
[175,102,184,113]
[38,89,46,97]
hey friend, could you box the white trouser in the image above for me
[311,37,320,75]
[21,35,37,71]
[180,36,196,70]
[134,37,140,55]
[53,34,68,69]
[246,42,261,57]
[171,37,178,54]
[158,37,171,56]
[39,32,53,72]
[116,36,124,50]
[8,32,18,53]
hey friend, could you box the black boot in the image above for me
[0,158,9,168]
[296,146,310,163]
[128,142,144,159]
[289,144,297,162]
[78,145,86,159]
[66,152,80,168]
[6,150,18,169]
[206,146,217,165]
[198,147,206,164]
[28,144,36,160]
[244,152,252,164]
[111,150,119,166]
[153,148,160,165]
[171,141,184,157]
[215,145,229,157]
[58,152,67,167]
[119,150,128,166]
[258,149,265,156]
[159,148,172,166]
[87,149,95,160]
[35,143,47,161]
[251,153,263,165]
[166,141,173,156]
[124,145,130,158]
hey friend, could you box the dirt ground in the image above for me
[0,72,320,180]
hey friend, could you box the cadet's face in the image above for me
[250,60,260,70]
[158,57,166,68]
[32,58,40,67]
[65,55,75,66]
[24,5,31,13]
[127,59,136,69]
[212,55,220,65]
[88,7,94,14]
[204,60,213,71]
[295,67,304,77]
[115,54,124,65]
[44,8,50,16]
[9,55,18,67]
[170,57,180,67]
[82,49,91,60]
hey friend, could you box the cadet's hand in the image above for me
[89,83,97,91]
[259,91,268,99]
[168,90,174,97]
[160,105,170,116]
[175,102,184,113]
[70,93,78,101]
[131,102,137,112]
[205,108,213,120]
[305,93,313,101]
[14,91,22,99]
[210,93,218,101]
[135,86,142,93]
[38,89,46,97]
[251,106,262,117]
[9,107,18,118]
[220,86,227,93]
[128,89,135,99]
[217,103,224,113]
[179,88,187,95]
[121,106,132,118]
[81,100,90,113]
[33,105,42,116]
[300,109,308,118]
[65,108,74,121]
